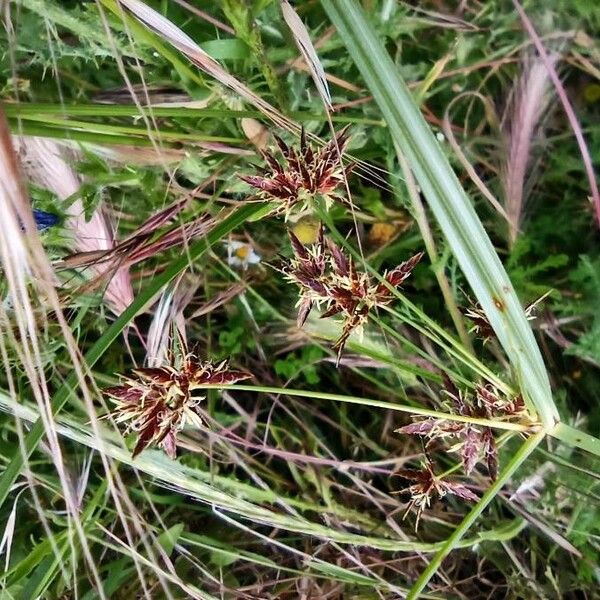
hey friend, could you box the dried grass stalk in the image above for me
[113,0,296,131]
[281,0,332,110]
[501,55,556,245]
[0,109,106,595]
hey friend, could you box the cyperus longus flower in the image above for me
[395,459,478,529]
[397,376,527,480]
[280,226,423,363]
[240,128,353,219]
[464,291,548,343]
[104,356,251,459]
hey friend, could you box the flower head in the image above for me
[279,226,422,363]
[395,459,478,529]
[32,208,60,231]
[464,302,495,342]
[240,128,353,219]
[464,292,548,343]
[397,376,528,480]
[18,209,60,232]
[104,350,251,459]
[225,240,261,270]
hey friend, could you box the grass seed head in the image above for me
[398,379,528,480]
[396,460,478,530]
[104,356,251,459]
[465,293,547,343]
[280,225,422,363]
[240,128,353,219]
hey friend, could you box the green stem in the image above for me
[12,114,246,144]
[2,102,382,125]
[195,384,531,432]
[7,120,168,147]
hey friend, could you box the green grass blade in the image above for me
[320,0,558,429]
[201,385,530,432]
[98,0,208,90]
[550,422,600,458]
[406,430,545,599]
[0,203,264,513]
[182,532,379,587]
[2,102,382,125]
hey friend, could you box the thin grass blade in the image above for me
[281,0,332,109]
[406,430,545,598]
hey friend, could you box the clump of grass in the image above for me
[1,1,599,599]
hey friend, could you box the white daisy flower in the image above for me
[225,240,261,270]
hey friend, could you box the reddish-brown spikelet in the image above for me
[61,199,215,297]
[104,355,251,459]
[464,294,546,343]
[240,128,354,218]
[279,226,422,363]
[395,460,478,529]
[377,252,424,294]
[397,378,528,480]
[464,302,496,342]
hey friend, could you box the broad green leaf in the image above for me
[156,523,184,556]
[201,39,249,60]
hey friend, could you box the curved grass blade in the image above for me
[320,0,558,429]
[202,384,530,432]
[0,390,529,557]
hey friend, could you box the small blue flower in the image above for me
[32,209,60,231]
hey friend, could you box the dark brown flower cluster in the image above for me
[464,302,496,342]
[240,128,353,218]
[279,225,423,363]
[397,376,527,481]
[395,459,478,529]
[104,355,251,459]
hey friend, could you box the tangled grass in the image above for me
[1,1,599,598]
